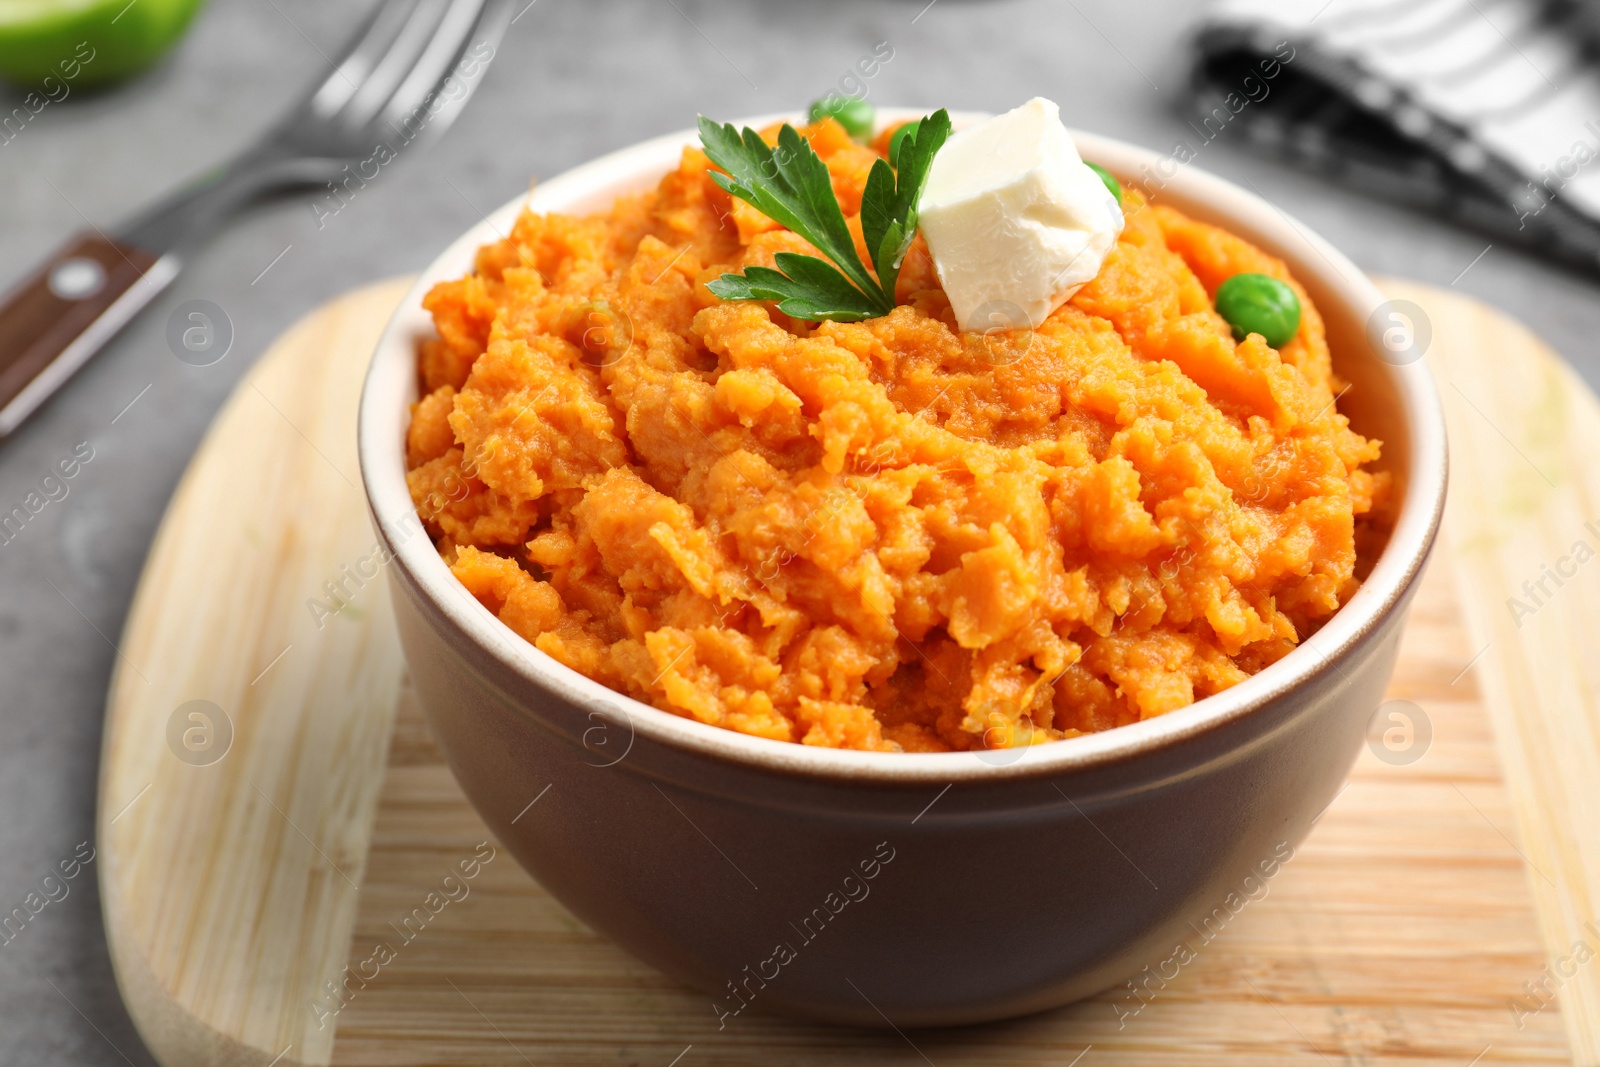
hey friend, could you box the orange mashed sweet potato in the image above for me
[406,117,1389,753]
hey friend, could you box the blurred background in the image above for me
[1,0,1596,1061]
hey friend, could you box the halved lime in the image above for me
[0,0,207,89]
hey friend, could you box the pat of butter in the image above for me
[918,97,1124,333]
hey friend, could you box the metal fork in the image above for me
[0,0,513,436]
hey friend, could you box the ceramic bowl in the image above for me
[357,111,1447,1028]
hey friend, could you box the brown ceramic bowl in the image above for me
[357,112,1447,1029]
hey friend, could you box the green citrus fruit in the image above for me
[0,0,208,89]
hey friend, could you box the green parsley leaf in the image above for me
[698,117,881,305]
[697,110,952,324]
[861,110,951,306]
[707,255,883,322]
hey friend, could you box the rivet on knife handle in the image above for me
[0,232,178,436]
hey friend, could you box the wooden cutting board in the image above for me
[99,276,1600,1066]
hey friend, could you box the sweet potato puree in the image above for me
[406,118,1389,753]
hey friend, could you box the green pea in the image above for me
[889,119,922,167]
[1214,273,1301,348]
[807,95,875,141]
[1085,161,1122,206]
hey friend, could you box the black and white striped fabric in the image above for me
[1188,0,1600,273]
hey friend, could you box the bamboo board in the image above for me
[98,276,1594,1066]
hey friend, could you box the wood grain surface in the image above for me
[99,277,1589,1066]
[1386,278,1600,1066]
[99,277,413,1067]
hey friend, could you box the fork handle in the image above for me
[0,232,178,436]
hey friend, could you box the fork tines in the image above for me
[306,0,510,141]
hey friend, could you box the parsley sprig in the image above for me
[699,110,952,323]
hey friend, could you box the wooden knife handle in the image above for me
[0,231,174,436]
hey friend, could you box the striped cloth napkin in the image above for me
[1187,0,1600,273]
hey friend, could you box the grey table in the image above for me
[1,0,1594,1062]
